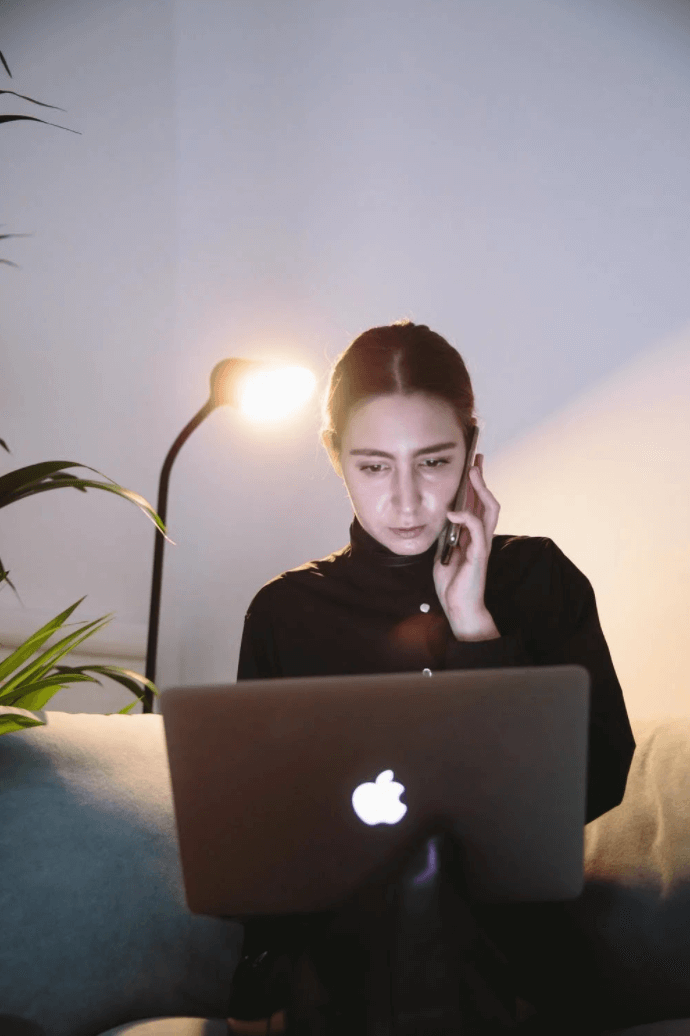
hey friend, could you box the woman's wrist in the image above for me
[449,609,501,642]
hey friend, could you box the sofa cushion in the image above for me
[566,716,690,1030]
[0,710,243,1036]
[605,1022,690,1036]
[98,1021,230,1036]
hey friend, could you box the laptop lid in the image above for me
[160,665,589,916]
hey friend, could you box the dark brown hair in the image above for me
[321,320,477,469]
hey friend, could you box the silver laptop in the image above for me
[160,665,589,917]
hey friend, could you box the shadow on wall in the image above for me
[490,325,690,722]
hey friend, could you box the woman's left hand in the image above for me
[433,454,501,641]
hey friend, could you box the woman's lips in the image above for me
[390,525,426,539]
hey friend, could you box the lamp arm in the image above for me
[143,398,215,709]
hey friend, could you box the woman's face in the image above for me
[339,392,468,556]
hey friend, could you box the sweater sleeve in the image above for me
[528,540,636,824]
[447,538,635,823]
[444,630,534,670]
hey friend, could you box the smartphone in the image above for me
[437,425,480,566]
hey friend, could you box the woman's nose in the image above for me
[392,470,422,511]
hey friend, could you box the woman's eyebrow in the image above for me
[349,441,458,459]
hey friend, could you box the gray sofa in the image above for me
[0,707,689,1036]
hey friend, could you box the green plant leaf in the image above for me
[0,439,11,453]
[0,114,80,133]
[3,665,157,713]
[27,477,172,537]
[113,700,140,714]
[0,709,46,736]
[0,597,87,682]
[0,613,113,699]
[26,670,99,688]
[0,89,66,112]
[0,50,11,77]
[0,461,172,541]
[34,471,88,492]
[0,459,112,495]
[0,259,19,268]
[55,664,159,702]
[0,559,20,600]
[7,671,101,711]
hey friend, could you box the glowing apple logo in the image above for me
[351,769,407,826]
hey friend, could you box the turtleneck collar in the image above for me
[349,515,438,569]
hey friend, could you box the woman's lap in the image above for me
[231,848,606,1033]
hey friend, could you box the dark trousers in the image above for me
[287,831,520,1034]
[471,897,607,1034]
[231,832,605,1034]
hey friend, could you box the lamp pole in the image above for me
[143,358,257,712]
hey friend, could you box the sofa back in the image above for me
[0,710,243,1036]
[2,708,688,1035]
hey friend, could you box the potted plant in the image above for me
[1,49,165,734]
[0,448,168,734]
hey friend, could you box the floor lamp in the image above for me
[143,357,315,712]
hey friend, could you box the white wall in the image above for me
[491,325,690,721]
[1,0,689,717]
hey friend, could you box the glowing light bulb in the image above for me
[237,366,316,421]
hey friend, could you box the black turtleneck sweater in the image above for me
[237,518,636,824]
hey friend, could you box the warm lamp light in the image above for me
[143,357,315,710]
[237,366,317,421]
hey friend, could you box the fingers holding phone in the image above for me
[457,456,500,546]
[469,455,499,530]
[465,454,485,525]
[433,453,502,638]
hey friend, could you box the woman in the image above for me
[232,320,636,1033]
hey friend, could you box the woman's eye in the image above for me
[422,458,451,469]
[359,458,451,474]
